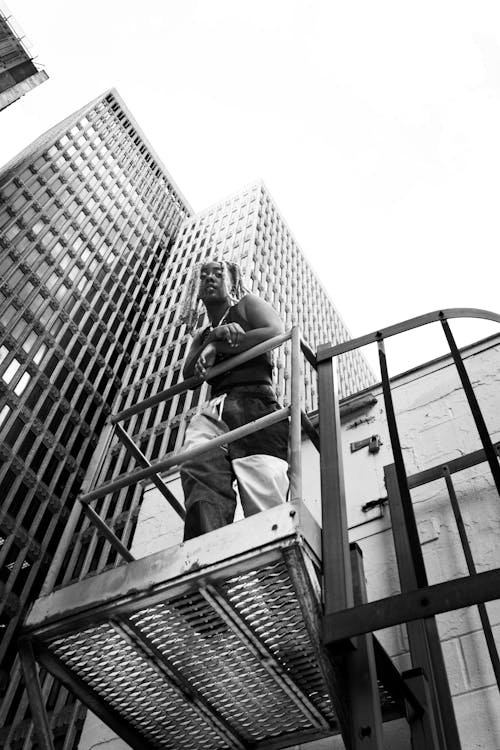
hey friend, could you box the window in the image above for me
[17,281,34,302]
[5,416,24,448]
[42,455,59,486]
[33,343,48,366]
[60,421,74,445]
[166,426,179,453]
[151,433,163,460]
[175,392,186,415]
[48,407,65,435]
[2,358,21,384]
[64,376,78,401]
[25,382,43,411]
[8,269,23,288]
[56,283,70,301]
[14,372,31,396]
[0,404,11,429]
[5,223,21,241]
[0,182,16,198]
[79,350,91,372]
[18,429,36,460]
[190,386,202,409]
[37,393,54,421]
[31,220,44,236]
[75,390,88,414]
[1,304,17,326]
[46,272,58,290]
[54,365,70,391]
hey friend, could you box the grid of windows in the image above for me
[0,90,191,747]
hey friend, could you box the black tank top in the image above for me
[206,298,273,396]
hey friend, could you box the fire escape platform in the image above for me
[23,502,404,750]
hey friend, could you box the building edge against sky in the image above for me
[0,88,374,747]
[0,2,48,112]
[0,88,192,746]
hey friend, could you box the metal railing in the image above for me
[24,305,500,750]
[318,307,500,750]
[44,308,500,592]
[59,327,317,568]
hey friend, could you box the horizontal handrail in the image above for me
[323,568,500,644]
[317,308,500,362]
[407,441,500,489]
[111,330,292,424]
[80,407,290,504]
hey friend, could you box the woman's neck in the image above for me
[206,299,231,328]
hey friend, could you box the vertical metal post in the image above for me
[346,544,385,749]
[18,640,55,750]
[442,467,500,692]
[440,316,500,495]
[385,464,462,749]
[289,326,303,502]
[317,345,353,615]
[403,668,440,750]
[41,422,115,595]
[378,338,428,588]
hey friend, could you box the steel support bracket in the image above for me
[350,435,382,454]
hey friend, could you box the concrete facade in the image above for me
[0,89,191,748]
[79,333,500,749]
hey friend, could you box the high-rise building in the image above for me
[0,89,191,747]
[0,3,48,111]
[168,181,374,414]
[104,182,374,501]
[0,89,374,747]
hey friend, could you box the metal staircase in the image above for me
[19,309,500,750]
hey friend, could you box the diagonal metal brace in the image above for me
[114,423,185,519]
[79,499,135,562]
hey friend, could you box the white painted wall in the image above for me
[79,335,500,750]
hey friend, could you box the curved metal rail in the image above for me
[318,306,500,750]
[317,307,500,360]
[24,306,500,750]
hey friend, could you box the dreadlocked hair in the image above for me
[180,259,248,333]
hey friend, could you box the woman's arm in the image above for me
[182,330,208,380]
[183,295,284,381]
[209,294,284,355]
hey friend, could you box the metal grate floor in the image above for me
[24,502,404,749]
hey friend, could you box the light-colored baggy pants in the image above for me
[180,385,289,541]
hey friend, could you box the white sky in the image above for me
[1,0,499,376]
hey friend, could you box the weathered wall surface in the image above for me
[324,335,500,750]
[79,335,500,750]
